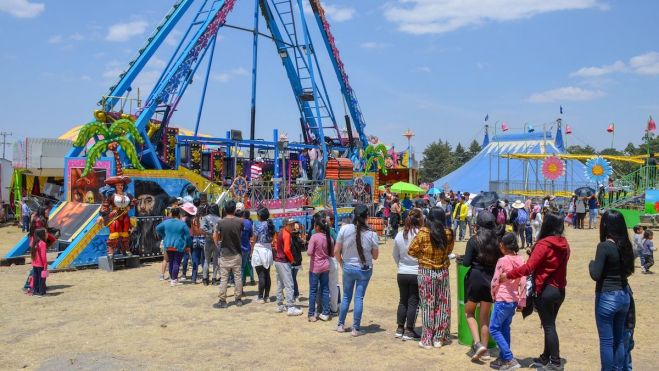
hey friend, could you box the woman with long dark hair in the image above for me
[408,207,455,350]
[501,213,570,370]
[590,210,634,370]
[335,204,380,337]
[389,197,401,238]
[307,213,334,322]
[251,207,275,303]
[392,208,423,340]
[30,228,48,296]
[462,211,502,361]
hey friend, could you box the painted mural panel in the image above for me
[67,159,112,203]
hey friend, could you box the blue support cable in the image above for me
[249,0,260,160]
[309,1,368,149]
[102,0,194,112]
[131,0,237,168]
[193,34,218,137]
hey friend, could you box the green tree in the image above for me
[566,145,597,155]
[453,142,467,170]
[419,140,453,183]
[468,139,481,158]
[73,118,145,176]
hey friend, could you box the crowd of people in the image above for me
[20,185,643,370]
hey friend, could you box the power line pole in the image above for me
[0,132,11,159]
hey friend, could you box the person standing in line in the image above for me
[488,233,527,370]
[251,207,274,303]
[240,209,255,286]
[201,204,221,286]
[501,213,570,371]
[30,228,49,296]
[188,206,205,284]
[575,197,587,229]
[273,219,303,315]
[389,197,402,238]
[531,205,543,244]
[393,208,423,341]
[452,195,468,241]
[589,210,634,371]
[408,207,455,350]
[299,149,310,180]
[462,211,501,361]
[588,195,599,229]
[307,214,333,322]
[335,204,380,337]
[212,200,245,308]
[21,198,30,233]
[156,207,192,287]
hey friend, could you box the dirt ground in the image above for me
[0,225,654,370]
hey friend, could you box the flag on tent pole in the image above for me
[607,123,615,133]
[647,116,656,133]
[565,125,572,134]
[501,122,509,132]
[560,105,563,115]
[484,114,489,122]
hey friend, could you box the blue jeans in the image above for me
[596,290,631,371]
[589,208,598,228]
[22,215,30,232]
[308,271,330,317]
[489,301,517,361]
[338,265,373,331]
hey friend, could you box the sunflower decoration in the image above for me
[585,157,613,183]
[542,156,565,181]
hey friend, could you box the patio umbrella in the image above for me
[390,181,425,195]
[470,191,500,209]
[427,188,441,195]
[574,186,596,197]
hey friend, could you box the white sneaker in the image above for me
[159,275,165,281]
[287,307,303,316]
[275,305,286,313]
[318,314,331,321]
[170,279,178,287]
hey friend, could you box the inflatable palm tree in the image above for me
[363,143,388,175]
[73,118,145,176]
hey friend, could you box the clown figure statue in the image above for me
[100,176,136,257]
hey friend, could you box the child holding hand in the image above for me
[490,233,527,370]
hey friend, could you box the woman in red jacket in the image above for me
[500,213,570,371]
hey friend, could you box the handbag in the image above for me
[41,269,49,279]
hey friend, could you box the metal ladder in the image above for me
[271,0,340,144]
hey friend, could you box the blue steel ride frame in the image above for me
[68,0,194,159]
[309,0,368,151]
[132,0,238,169]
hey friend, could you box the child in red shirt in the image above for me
[31,228,48,296]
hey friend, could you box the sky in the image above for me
[0,0,658,160]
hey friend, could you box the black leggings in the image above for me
[396,273,419,330]
[255,266,271,300]
[536,285,565,362]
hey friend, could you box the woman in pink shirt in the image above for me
[30,228,49,296]
[489,233,527,370]
[307,214,333,322]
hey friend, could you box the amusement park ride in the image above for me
[5,0,399,269]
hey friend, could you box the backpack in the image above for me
[496,208,506,225]
[516,209,529,225]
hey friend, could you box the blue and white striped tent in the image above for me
[432,127,592,194]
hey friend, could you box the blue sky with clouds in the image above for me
[0,0,658,158]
